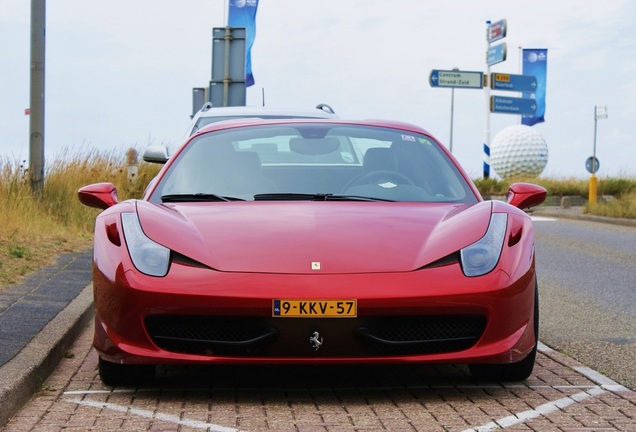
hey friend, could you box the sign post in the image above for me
[429,18,540,176]
[487,43,507,66]
[490,73,537,93]
[429,69,484,89]
[589,105,608,204]
[490,96,537,115]
[483,19,508,179]
[428,69,484,153]
[487,19,507,42]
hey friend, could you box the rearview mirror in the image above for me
[143,145,170,164]
[78,182,119,210]
[507,182,547,210]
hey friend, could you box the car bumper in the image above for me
[93,259,537,367]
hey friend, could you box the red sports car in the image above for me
[78,119,546,385]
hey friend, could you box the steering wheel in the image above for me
[345,170,415,189]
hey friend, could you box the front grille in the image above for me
[355,316,486,356]
[145,315,486,358]
[145,316,277,356]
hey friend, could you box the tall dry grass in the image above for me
[0,148,160,287]
[585,191,636,218]
[473,176,636,203]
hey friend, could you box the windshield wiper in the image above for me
[253,193,394,202]
[327,194,395,202]
[161,193,244,202]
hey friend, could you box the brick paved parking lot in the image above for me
[3,322,635,431]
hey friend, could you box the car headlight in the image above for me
[460,213,507,277]
[121,212,170,277]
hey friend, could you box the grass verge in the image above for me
[0,149,160,289]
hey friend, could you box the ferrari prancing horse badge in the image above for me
[309,331,323,350]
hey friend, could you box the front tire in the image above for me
[469,280,539,382]
[98,357,155,386]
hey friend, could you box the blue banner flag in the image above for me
[521,49,548,126]
[228,0,259,87]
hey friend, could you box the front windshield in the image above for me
[151,124,477,203]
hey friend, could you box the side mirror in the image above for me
[142,145,170,164]
[506,182,547,210]
[78,183,119,210]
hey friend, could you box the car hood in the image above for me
[136,201,492,274]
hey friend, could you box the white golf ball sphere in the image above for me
[491,125,548,179]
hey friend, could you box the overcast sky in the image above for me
[2,0,635,178]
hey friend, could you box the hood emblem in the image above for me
[311,261,321,270]
[309,331,323,350]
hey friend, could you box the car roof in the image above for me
[186,103,338,137]
[194,103,337,119]
[194,117,432,137]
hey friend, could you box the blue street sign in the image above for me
[490,96,537,115]
[487,19,507,43]
[586,156,600,174]
[487,43,507,66]
[429,69,483,89]
[490,73,537,93]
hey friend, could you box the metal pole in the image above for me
[449,67,458,153]
[29,0,46,194]
[593,106,598,169]
[589,106,599,204]
[483,21,491,179]
[449,87,455,153]
[223,26,232,107]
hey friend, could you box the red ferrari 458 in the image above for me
[78,118,546,385]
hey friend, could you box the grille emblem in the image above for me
[309,331,323,350]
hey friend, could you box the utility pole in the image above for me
[30,0,46,194]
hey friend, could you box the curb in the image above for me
[0,283,94,428]
[533,207,636,227]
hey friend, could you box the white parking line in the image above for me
[539,342,631,393]
[461,387,607,432]
[573,366,631,392]
[63,398,241,432]
[63,345,632,432]
[457,343,636,431]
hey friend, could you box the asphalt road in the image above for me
[533,216,636,390]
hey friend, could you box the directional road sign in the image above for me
[487,19,507,42]
[490,73,537,93]
[429,69,483,89]
[490,96,537,115]
[595,105,608,119]
[487,43,507,66]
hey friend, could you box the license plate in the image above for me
[272,299,357,318]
